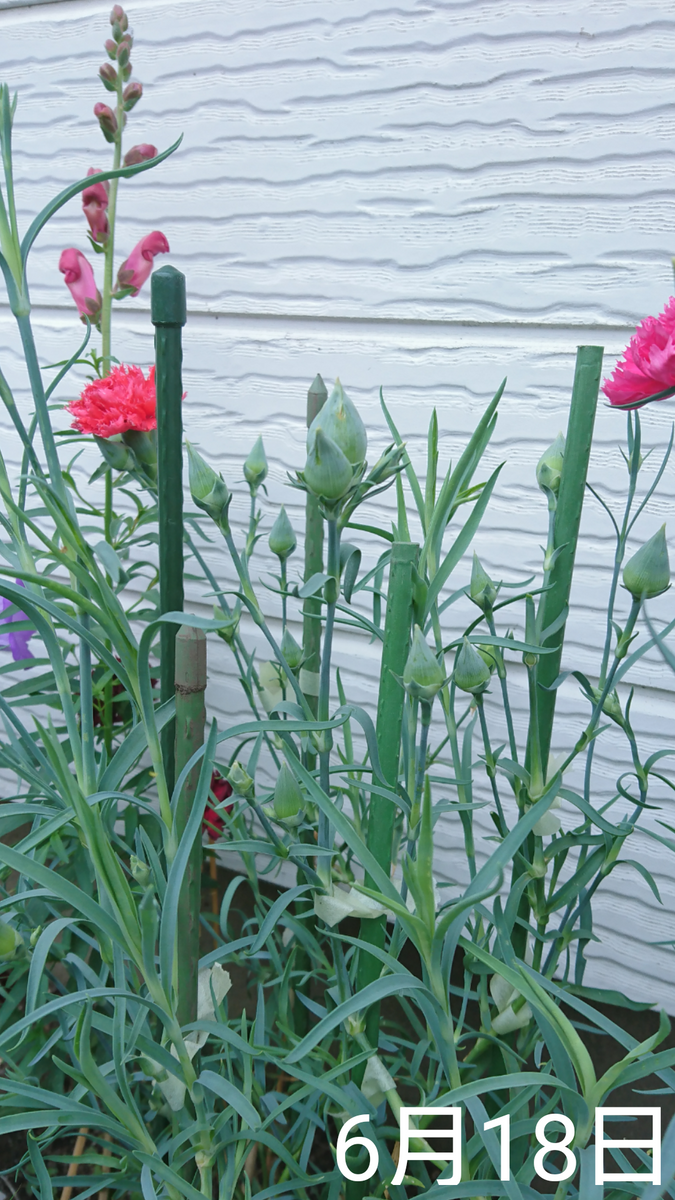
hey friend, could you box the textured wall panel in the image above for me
[1,0,675,1008]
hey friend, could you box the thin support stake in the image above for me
[152,265,187,795]
[174,624,207,1026]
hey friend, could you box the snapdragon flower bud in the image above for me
[94,102,118,143]
[105,38,118,59]
[187,442,231,530]
[469,552,498,612]
[123,82,143,111]
[308,378,367,467]
[303,428,353,502]
[453,637,491,695]
[273,762,303,819]
[536,432,565,496]
[243,435,268,491]
[269,506,296,562]
[623,525,670,601]
[0,919,23,963]
[403,626,445,701]
[110,4,128,29]
[116,38,132,68]
[124,143,157,167]
[99,63,118,91]
[281,627,303,670]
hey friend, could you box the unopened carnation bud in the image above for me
[477,644,498,674]
[469,552,498,613]
[536,432,565,497]
[187,442,231,530]
[403,625,445,701]
[94,434,135,472]
[307,378,367,466]
[123,81,143,111]
[367,442,404,486]
[591,686,624,727]
[214,602,240,646]
[110,4,128,31]
[99,62,118,91]
[623,525,670,601]
[124,143,157,167]
[243,435,268,491]
[303,428,353,502]
[130,855,151,887]
[273,762,303,820]
[94,102,118,143]
[453,637,491,696]
[281,627,303,671]
[269,506,296,562]
[0,919,23,963]
[29,926,42,948]
[227,760,254,797]
[122,430,156,481]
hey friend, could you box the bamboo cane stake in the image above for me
[174,624,207,1026]
[59,1128,88,1200]
[152,265,187,796]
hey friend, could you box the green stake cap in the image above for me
[151,264,186,326]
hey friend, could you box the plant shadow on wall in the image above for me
[2,5,675,1200]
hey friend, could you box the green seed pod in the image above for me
[469,552,498,612]
[302,428,354,502]
[0,919,23,963]
[273,762,304,819]
[187,442,231,530]
[536,432,565,496]
[308,378,367,466]
[269,506,297,562]
[227,760,254,797]
[214,601,240,646]
[243,435,268,491]
[130,855,151,887]
[402,625,445,701]
[281,627,303,670]
[453,637,491,695]
[623,525,670,601]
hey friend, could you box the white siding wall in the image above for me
[2,0,675,1007]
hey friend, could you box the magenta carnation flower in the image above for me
[67,364,156,437]
[602,297,675,409]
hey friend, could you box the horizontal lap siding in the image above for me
[1,0,675,1007]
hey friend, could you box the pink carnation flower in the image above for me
[116,231,169,296]
[59,249,102,322]
[82,168,110,244]
[602,297,675,409]
[67,364,156,438]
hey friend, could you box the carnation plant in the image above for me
[1,9,675,1200]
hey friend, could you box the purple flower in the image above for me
[0,581,34,663]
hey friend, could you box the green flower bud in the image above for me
[403,626,445,701]
[187,442,231,530]
[269,506,297,562]
[130,855,151,887]
[453,637,491,695]
[281,627,303,671]
[138,1055,169,1083]
[469,553,498,612]
[366,441,404,486]
[623,525,670,601]
[0,919,23,962]
[308,378,367,466]
[302,428,353,502]
[214,602,240,646]
[536,432,565,496]
[95,434,135,472]
[29,926,42,948]
[227,760,254,797]
[122,429,157,482]
[243,435,268,491]
[591,686,624,727]
[273,762,303,820]
[477,644,498,674]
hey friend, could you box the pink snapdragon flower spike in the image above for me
[602,296,675,409]
[0,581,34,664]
[116,231,169,296]
[82,168,110,243]
[59,249,102,323]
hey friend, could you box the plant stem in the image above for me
[302,374,327,724]
[100,78,123,374]
[317,517,340,882]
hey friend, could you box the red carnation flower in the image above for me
[68,363,156,438]
[203,771,233,841]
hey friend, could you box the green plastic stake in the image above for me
[356,541,418,1055]
[174,625,207,1026]
[302,373,327,720]
[535,345,603,770]
[152,265,187,794]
